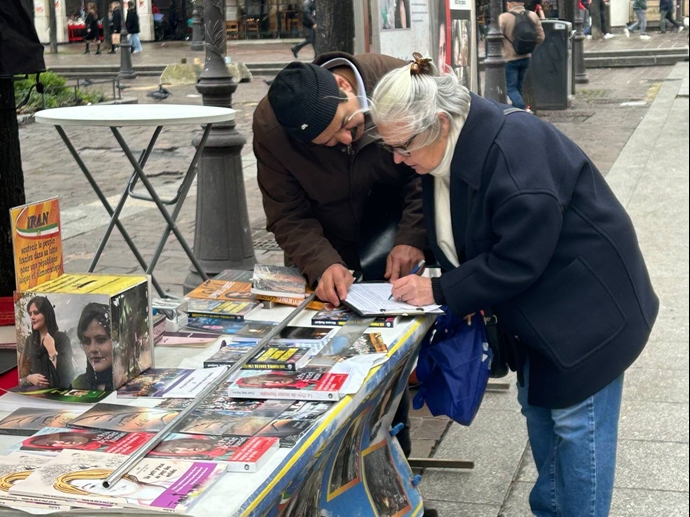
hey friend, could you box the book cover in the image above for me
[254,401,331,449]
[0,408,85,436]
[9,427,155,456]
[319,333,388,359]
[227,367,348,402]
[7,387,110,404]
[311,308,400,328]
[232,321,278,340]
[177,409,275,437]
[226,436,280,473]
[202,341,254,369]
[186,299,263,321]
[149,433,250,462]
[116,367,226,399]
[185,316,246,334]
[272,326,336,344]
[244,345,312,372]
[185,279,255,302]
[214,269,255,283]
[10,449,225,513]
[155,382,262,412]
[0,453,71,511]
[67,403,179,434]
[156,330,218,347]
[251,265,307,299]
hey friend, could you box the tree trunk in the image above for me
[590,0,603,38]
[0,79,27,297]
[315,0,355,55]
[48,0,58,53]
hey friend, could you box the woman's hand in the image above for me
[391,275,435,306]
[27,373,50,388]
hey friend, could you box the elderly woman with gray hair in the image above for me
[370,54,658,516]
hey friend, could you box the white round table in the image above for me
[35,104,236,296]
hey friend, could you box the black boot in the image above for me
[95,44,101,55]
[84,43,90,54]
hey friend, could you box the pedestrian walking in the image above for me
[291,0,316,58]
[659,0,684,33]
[126,1,143,53]
[83,2,101,55]
[109,1,122,54]
[499,0,545,110]
[624,0,651,39]
[583,0,615,39]
[371,54,659,517]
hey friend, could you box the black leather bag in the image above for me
[483,310,512,379]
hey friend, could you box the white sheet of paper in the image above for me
[344,283,443,316]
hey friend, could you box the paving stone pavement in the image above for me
[18,53,688,514]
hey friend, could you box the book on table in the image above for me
[227,366,348,402]
[255,400,332,448]
[115,366,227,399]
[311,306,401,328]
[0,407,87,436]
[155,329,218,347]
[202,340,255,369]
[251,264,307,299]
[0,453,71,511]
[185,299,263,321]
[243,345,313,371]
[185,278,256,302]
[67,403,180,434]
[9,449,225,513]
[225,436,280,473]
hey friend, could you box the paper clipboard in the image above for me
[342,283,445,317]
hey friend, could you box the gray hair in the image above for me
[370,58,471,149]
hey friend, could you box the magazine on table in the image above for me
[8,426,155,456]
[0,453,71,511]
[251,264,307,299]
[116,367,227,399]
[67,403,179,434]
[0,407,87,436]
[10,449,225,513]
[227,366,348,402]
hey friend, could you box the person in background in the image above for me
[291,0,316,58]
[532,0,546,20]
[659,0,684,33]
[624,0,651,40]
[19,296,74,389]
[82,2,101,55]
[109,1,122,54]
[126,1,142,53]
[370,54,658,517]
[583,0,615,39]
[499,0,545,110]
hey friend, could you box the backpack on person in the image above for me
[510,11,539,55]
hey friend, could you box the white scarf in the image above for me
[427,109,469,268]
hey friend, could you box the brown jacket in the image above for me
[499,6,545,61]
[253,52,427,284]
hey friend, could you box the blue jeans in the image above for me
[505,58,531,110]
[628,9,648,34]
[517,360,624,517]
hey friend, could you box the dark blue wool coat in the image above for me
[425,93,658,409]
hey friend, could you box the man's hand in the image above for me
[391,275,435,306]
[315,264,354,307]
[384,245,425,282]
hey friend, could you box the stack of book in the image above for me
[185,278,263,322]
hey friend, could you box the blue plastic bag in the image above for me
[413,311,492,426]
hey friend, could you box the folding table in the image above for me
[35,104,236,297]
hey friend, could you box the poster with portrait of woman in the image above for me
[450,0,480,92]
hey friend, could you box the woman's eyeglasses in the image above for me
[377,134,418,157]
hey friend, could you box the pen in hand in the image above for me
[389,260,426,300]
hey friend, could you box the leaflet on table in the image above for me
[0,407,87,436]
[227,367,348,402]
[0,453,71,511]
[10,449,225,513]
[7,426,155,456]
[116,366,227,398]
[343,282,444,316]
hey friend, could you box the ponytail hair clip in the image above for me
[410,52,433,76]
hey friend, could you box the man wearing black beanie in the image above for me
[253,55,430,515]
[254,54,427,307]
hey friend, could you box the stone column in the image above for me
[184,0,256,292]
[484,0,507,103]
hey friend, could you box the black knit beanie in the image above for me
[268,62,341,143]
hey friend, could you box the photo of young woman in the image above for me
[70,303,114,391]
[19,296,74,390]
